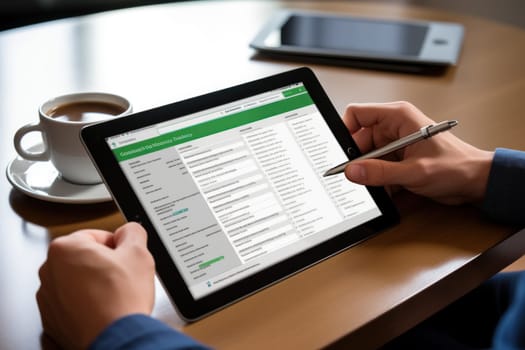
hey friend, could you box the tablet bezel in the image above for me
[81,67,399,321]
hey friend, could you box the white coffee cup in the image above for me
[14,92,132,185]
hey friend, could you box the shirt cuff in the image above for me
[482,148,525,226]
[89,314,210,350]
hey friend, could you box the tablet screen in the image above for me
[106,82,382,299]
[277,15,428,56]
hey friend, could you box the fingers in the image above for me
[113,222,155,281]
[343,101,415,128]
[113,222,148,249]
[68,229,115,247]
[45,223,147,256]
[343,102,405,133]
[343,101,433,136]
[344,159,410,187]
[342,102,439,167]
[37,258,60,343]
[351,127,375,154]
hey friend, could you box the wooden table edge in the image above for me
[328,227,525,349]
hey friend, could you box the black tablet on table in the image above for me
[250,10,464,74]
[81,67,399,321]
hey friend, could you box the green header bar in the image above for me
[282,86,306,97]
[113,92,314,161]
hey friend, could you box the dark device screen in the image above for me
[280,15,428,56]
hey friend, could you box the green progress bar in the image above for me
[199,256,224,269]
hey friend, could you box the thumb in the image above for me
[344,159,408,187]
[113,222,148,249]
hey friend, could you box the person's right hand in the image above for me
[342,101,494,205]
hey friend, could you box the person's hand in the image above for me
[36,222,155,349]
[342,101,494,205]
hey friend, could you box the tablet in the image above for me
[81,67,399,321]
[250,10,464,73]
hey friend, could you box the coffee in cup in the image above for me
[47,101,128,123]
[14,92,132,185]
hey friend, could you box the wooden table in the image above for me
[1,1,524,349]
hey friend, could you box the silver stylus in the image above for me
[323,120,458,177]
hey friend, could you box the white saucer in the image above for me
[6,144,112,204]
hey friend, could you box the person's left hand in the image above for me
[36,222,155,349]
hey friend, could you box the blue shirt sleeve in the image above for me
[482,148,525,226]
[493,271,525,350]
[89,314,211,350]
[482,148,525,349]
